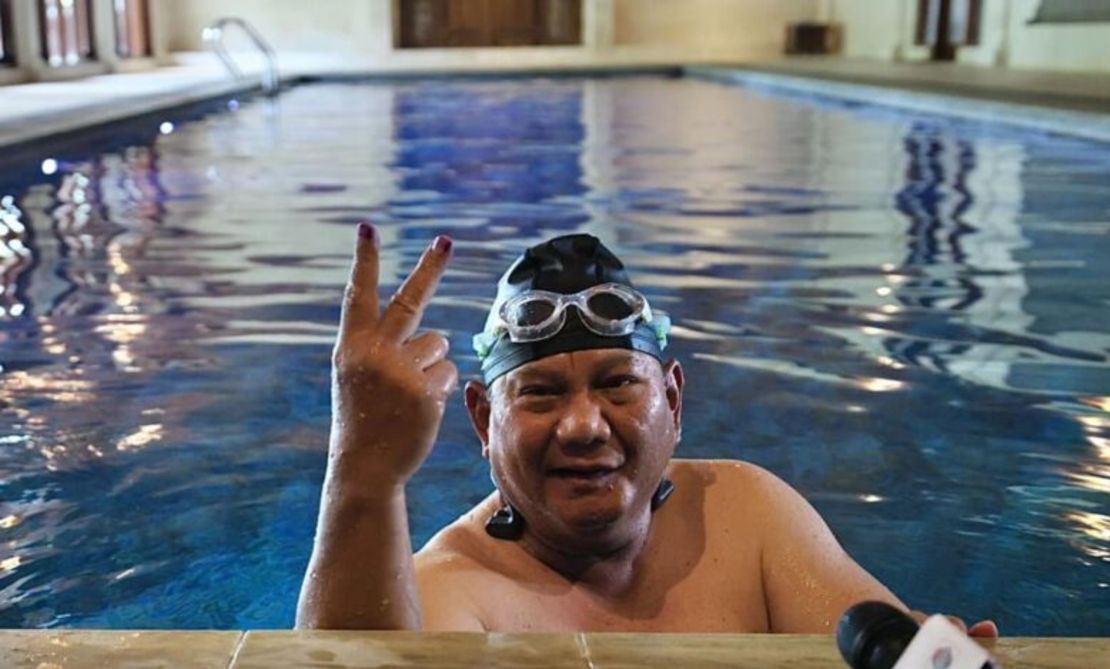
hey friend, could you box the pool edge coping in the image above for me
[687,65,1110,144]
[2,630,1104,668]
[2,62,1110,153]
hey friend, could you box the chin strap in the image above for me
[485,477,676,542]
[650,477,675,511]
[485,503,524,541]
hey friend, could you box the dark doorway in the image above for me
[916,0,981,62]
[398,0,581,48]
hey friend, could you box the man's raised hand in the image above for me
[330,223,457,488]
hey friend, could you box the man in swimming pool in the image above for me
[296,227,998,636]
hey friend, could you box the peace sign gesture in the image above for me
[329,222,458,487]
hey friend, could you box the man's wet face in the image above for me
[484,349,681,550]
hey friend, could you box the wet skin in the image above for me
[296,228,999,638]
[414,348,900,632]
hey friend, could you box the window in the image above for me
[40,0,95,67]
[915,0,982,47]
[114,0,151,58]
[0,0,13,65]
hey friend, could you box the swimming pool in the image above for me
[0,75,1107,634]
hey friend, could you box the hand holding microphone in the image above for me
[837,601,1001,669]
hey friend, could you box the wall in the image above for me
[162,0,392,54]
[164,0,818,63]
[817,0,904,60]
[827,0,1110,73]
[1001,0,1110,72]
[612,0,818,59]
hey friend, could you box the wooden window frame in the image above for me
[39,0,97,67]
[113,0,151,59]
[1,0,166,86]
[0,0,13,65]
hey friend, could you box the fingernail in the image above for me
[357,222,377,244]
[433,235,453,255]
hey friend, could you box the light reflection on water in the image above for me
[0,78,1108,633]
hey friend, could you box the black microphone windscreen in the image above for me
[836,601,920,669]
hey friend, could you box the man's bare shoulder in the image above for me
[412,495,508,631]
[668,458,803,539]
[415,493,501,577]
[670,458,788,500]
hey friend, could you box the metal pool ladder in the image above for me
[202,17,280,95]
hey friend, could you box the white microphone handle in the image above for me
[891,614,999,669]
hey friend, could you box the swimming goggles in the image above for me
[473,283,670,361]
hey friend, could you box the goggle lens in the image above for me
[508,299,556,328]
[586,291,636,320]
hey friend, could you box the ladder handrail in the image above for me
[202,17,280,95]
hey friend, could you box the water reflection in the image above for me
[0,78,1107,633]
[0,195,32,320]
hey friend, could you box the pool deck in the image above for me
[2,54,1109,151]
[1,630,1104,668]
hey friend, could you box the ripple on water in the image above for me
[0,77,1108,633]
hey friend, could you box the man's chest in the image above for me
[471,559,770,633]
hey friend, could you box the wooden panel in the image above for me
[537,0,581,45]
[445,0,488,46]
[398,0,580,48]
[399,0,442,47]
[490,0,534,46]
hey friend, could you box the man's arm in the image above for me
[296,226,457,629]
[748,465,906,633]
[297,480,419,629]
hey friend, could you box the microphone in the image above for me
[836,601,1000,669]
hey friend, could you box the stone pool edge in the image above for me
[1,630,1105,668]
[686,65,1110,144]
[3,60,1110,154]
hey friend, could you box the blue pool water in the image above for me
[0,76,1108,634]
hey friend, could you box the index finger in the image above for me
[338,222,382,338]
[379,235,452,342]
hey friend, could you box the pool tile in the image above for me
[231,631,588,668]
[579,633,837,668]
[991,637,1109,669]
[0,630,243,668]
